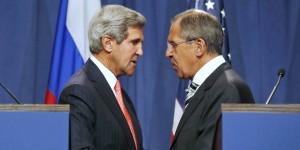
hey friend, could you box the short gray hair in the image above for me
[88,5,146,53]
[172,9,224,54]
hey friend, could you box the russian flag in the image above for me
[45,0,101,104]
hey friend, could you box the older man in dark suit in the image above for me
[166,10,255,150]
[59,5,145,150]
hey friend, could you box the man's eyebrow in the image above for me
[168,40,175,44]
[131,38,143,42]
[131,38,141,41]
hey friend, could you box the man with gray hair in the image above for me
[166,9,254,149]
[59,5,146,150]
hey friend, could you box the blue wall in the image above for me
[0,0,299,149]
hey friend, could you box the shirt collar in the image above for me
[193,55,226,86]
[90,55,117,95]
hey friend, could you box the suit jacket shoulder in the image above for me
[172,62,254,150]
[59,59,143,150]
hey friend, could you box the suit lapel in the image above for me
[172,62,231,147]
[83,59,136,149]
[172,83,205,147]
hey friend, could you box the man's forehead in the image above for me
[122,28,143,43]
[168,21,181,41]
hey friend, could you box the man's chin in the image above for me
[176,72,189,80]
[178,76,188,80]
[127,73,134,76]
[176,72,184,79]
[125,69,135,76]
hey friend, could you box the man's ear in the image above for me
[195,38,206,57]
[102,35,113,52]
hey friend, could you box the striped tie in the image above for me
[185,82,199,107]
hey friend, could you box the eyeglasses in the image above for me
[167,38,198,51]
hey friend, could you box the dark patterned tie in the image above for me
[185,82,199,107]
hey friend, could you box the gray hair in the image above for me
[172,9,224,54]
[88,5,146,53]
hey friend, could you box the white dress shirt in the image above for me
[90,55,117,96]
[191,55,226,95]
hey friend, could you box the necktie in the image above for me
[185,82,199,107]
[115,80,138,150]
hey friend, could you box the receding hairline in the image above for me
[172,9,208,23]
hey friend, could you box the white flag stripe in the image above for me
[66,0,101,62]
[172,98,184,133]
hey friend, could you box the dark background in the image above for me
[0,0,299,149]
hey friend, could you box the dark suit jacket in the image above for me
[59,59,143,150]
[171,62,254,150]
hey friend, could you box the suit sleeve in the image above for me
[59,84,96,150]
